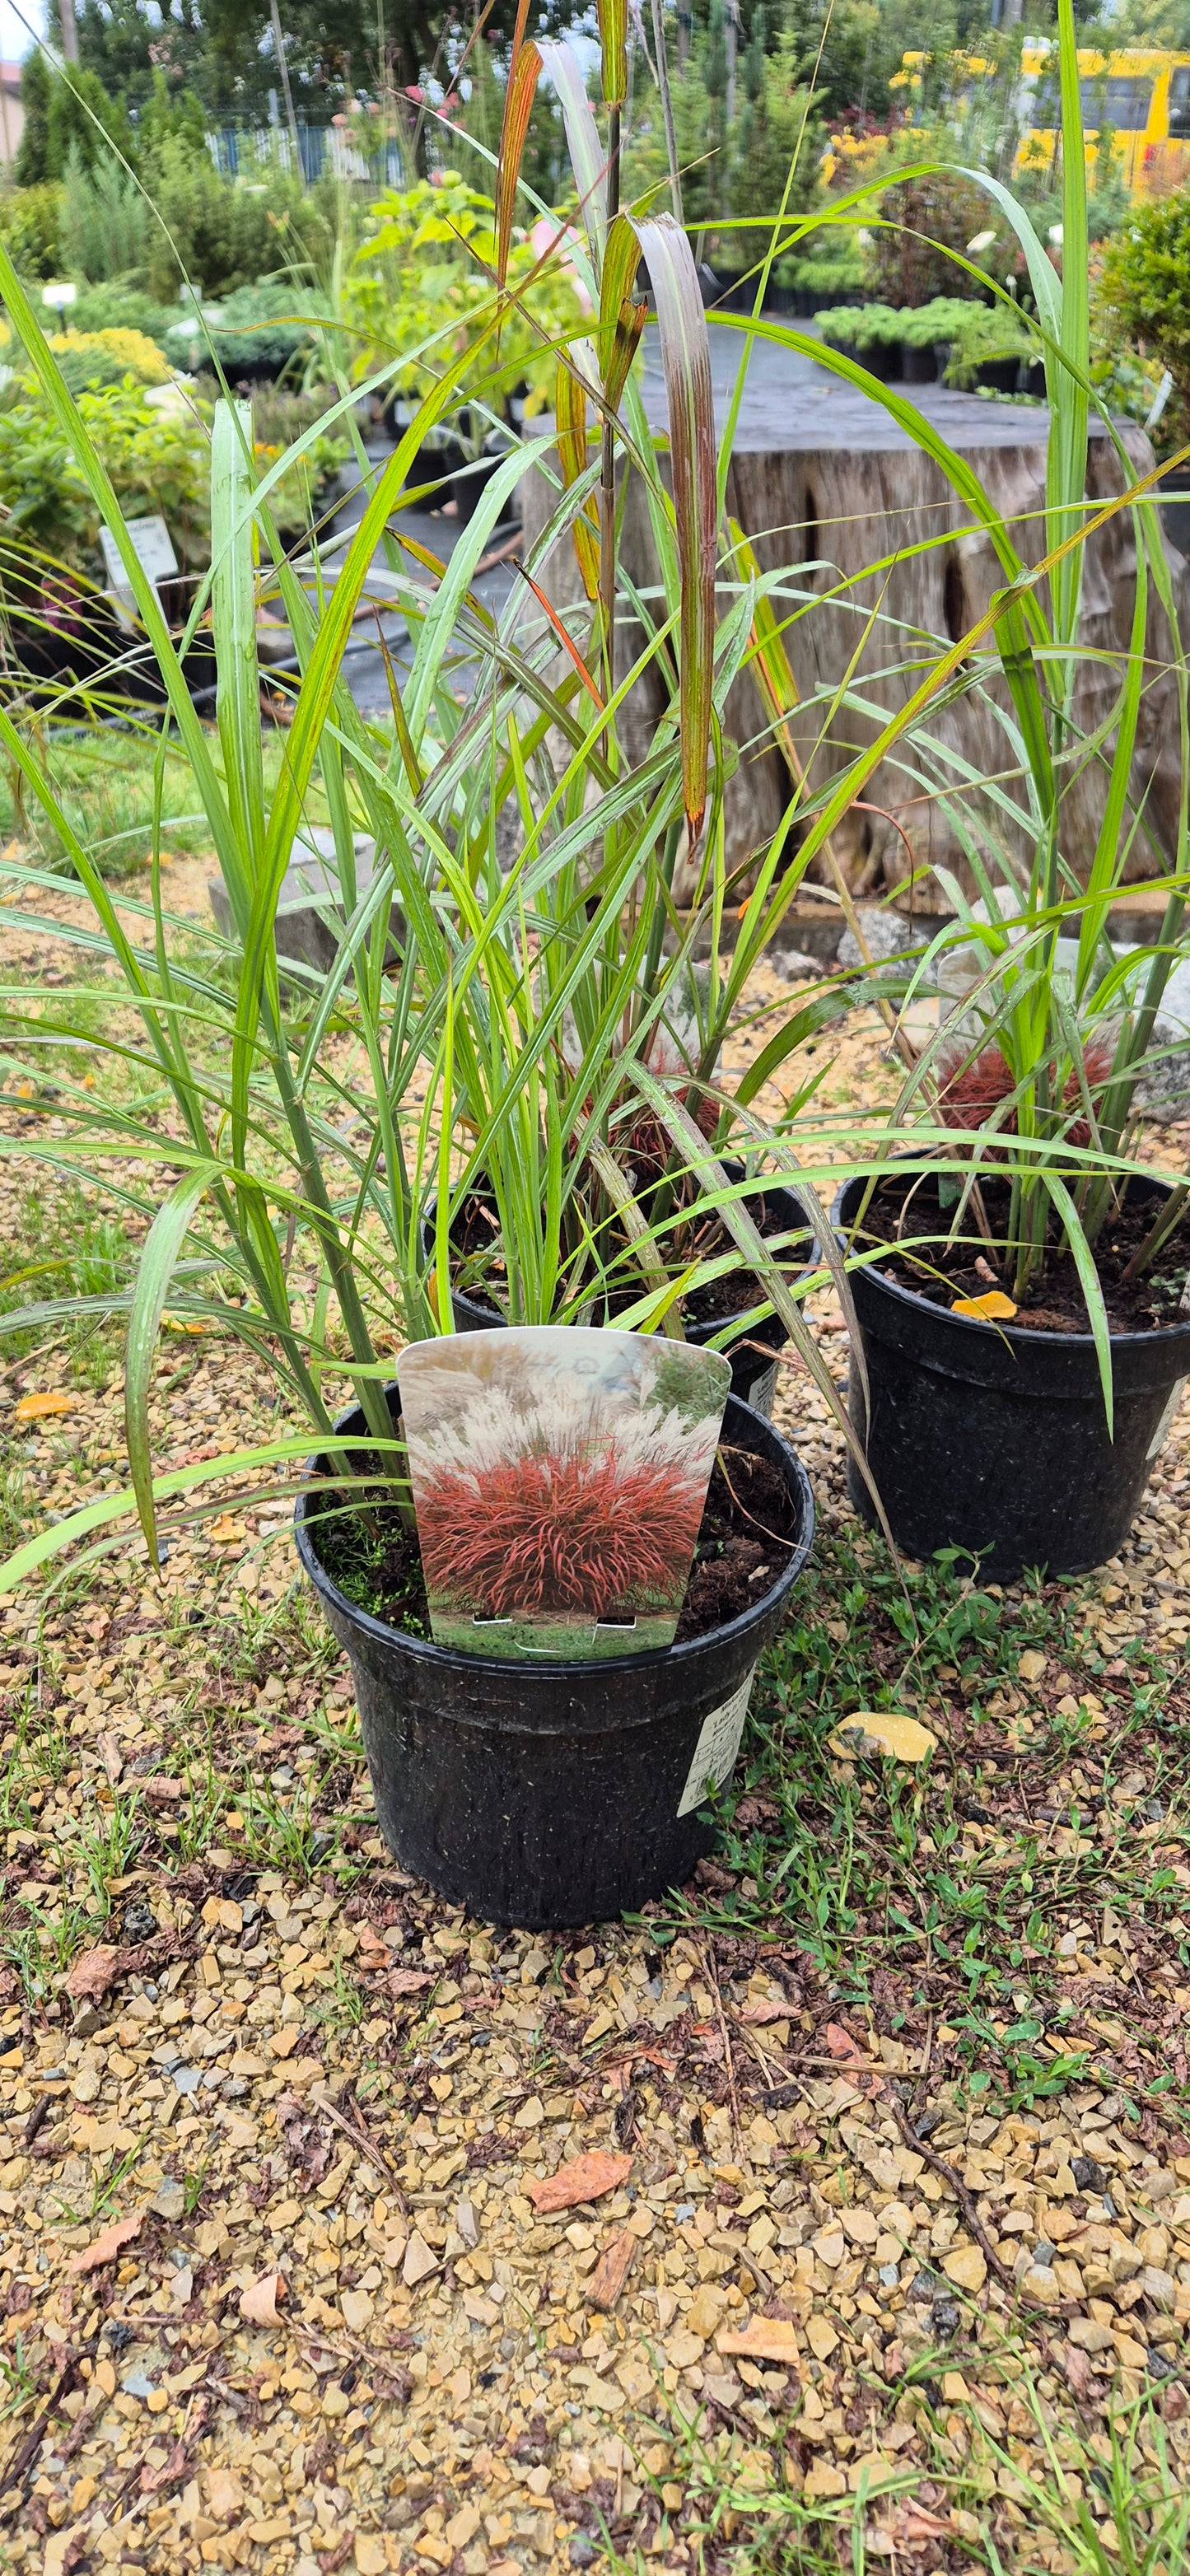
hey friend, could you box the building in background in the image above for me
[0,61,23,171]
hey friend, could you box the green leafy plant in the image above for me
[60,146,152,287]
[1100,180,1190,456]
[340,169,588,432]
[814,300,905,348]
[0,378,210,575]
[940,294,1037,384]
[170,278,333,382]
[0,180,64,281]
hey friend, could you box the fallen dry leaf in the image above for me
[951,1290,1016,1320]
[138,2438,190,2497]
[828,1713,937,1764]
[357,1926,390,1968]
[239,2270,285,2325]
[716,2317,802,2368]
[824,2021,883,2098]
[387,1967,432,1996]
[64,1947,123,2004]
[14,1389,72,1421]
[735,2000,790,2026]
[70,2210,143,2275]
[526,2152,632,2214]
[587,2228,637,2312]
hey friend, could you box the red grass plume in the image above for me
[937,1032,1118,1149]
[417,1448,703,1619]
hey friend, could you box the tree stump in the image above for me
[518,404,1189,911]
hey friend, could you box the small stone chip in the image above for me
[804,2462,847,2499]
[716,2317,801,2368]
[403,2232,440,2289]
[942,2244,987,2294]
[828,1714,937,1764]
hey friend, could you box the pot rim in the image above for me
[832,1170,1190,1357]
[294,1384,814,1683]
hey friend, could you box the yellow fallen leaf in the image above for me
[162,1314,204,1336]
[951,1290,1017,1320]
[14,1390,72,1422]
[828,1713,938,1764]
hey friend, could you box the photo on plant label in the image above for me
[396,1328,731,1660]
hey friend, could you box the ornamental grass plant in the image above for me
[0,0,1187,1611]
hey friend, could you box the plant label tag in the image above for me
[100,515,179,604]
[677,1668,757,1816]
[397,1327,730,1662]
[1146,1377,1187,1460]
[747,1360,777,1417]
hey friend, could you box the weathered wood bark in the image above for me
[518,418,1190,910]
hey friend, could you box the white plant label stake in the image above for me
[100,515,178,611]
[397,1327,730,1662]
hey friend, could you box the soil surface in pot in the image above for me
[856,1174,1190,1333]
[310,1442,802,1647]
[450,1188,810,1328]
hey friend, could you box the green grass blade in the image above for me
[123,1164,226,1567]
[628,212,716,845]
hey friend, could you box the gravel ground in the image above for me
[1,858,1189,2576]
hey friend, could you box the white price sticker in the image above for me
[677,1667,757,1817]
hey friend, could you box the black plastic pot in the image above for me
[1158,462,1190,561]
[972,357,1024,395]
[822,337,899,382]
[900,343,938,384]
[434,1166,815,1417]
[834,1174,1190,1580]
[296,1387,814,1927]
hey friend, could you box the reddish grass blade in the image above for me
[599,212,641,364]
[516,563,606,712]
[497,37,543,295]
[630,212,716,845]
[605,299,648,410]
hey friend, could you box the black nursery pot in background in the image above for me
[296,1390,814,1929]
[834,1174,1190,1580]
